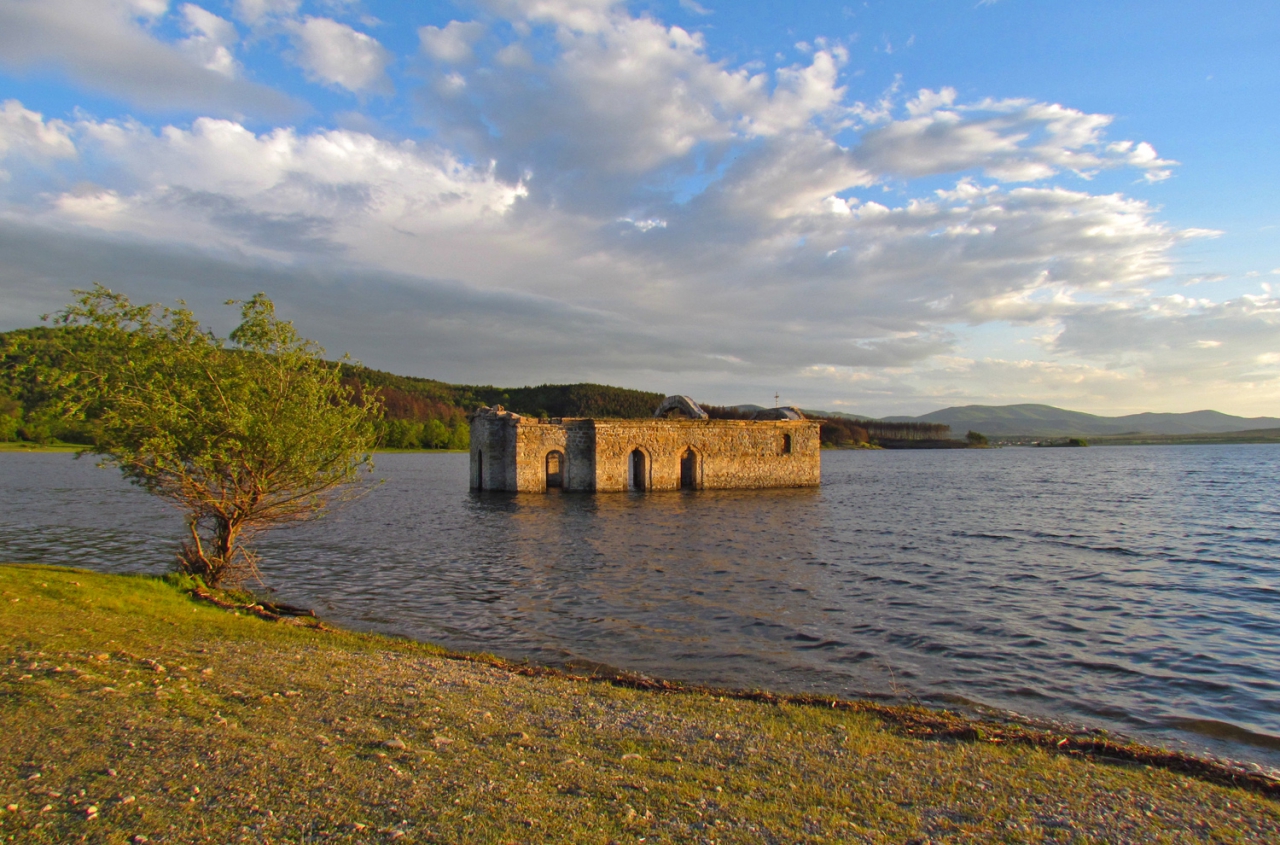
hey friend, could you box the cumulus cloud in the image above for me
[0,0,296,116]
[35,113,525,261]
[0,100,76,161]
[419,21,487,64]
[289,17,393,94]
[417,9,853,215]
[853,91,1178,183]
[179,4,240,78]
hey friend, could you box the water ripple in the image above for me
[2,445,1279,766]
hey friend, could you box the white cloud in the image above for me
[0,100,76,161]
[179,4,239,78]
[290,17,393,94]
[419,21,486,64]
[47,114,525,260]
[853,92,1178,183]
[0,0,296,116]
[418,10,853,205]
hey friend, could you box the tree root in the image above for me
[189,585,328,628]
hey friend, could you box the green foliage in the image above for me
[0,393,19,442]
[478,383,664,418]
[36,286,382,587]
[966,430,990,446]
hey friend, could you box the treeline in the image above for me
[816,417,954,447]
[0,327,98,444]
[338,365,665,449]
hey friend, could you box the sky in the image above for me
[0,0,1277,417]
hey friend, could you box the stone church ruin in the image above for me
[469,396,821,492]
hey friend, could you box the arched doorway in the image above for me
[629,448,646,491]
[680,448,697,490]
[546,450,564,489]
[782,433,792,455]
[476,450,484,490]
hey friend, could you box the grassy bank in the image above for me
[0,442,81,453]
[2,565,1277,843]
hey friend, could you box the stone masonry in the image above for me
[469,397,821,492]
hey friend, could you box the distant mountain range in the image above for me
[861,404,1280,437]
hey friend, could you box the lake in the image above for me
[3,446,1278,769]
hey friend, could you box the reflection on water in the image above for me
[3,446,1279,767]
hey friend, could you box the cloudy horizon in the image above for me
[1,0,1276,417]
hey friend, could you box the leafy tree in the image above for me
[966,430,989,447]
[423,418,450,449]
[446,420,469,450]
[0,393,19,442]
[39,286,382,587]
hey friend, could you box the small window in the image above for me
[782,433,792,455]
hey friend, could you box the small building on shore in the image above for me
[469,396,821,492]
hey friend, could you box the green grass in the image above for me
[0,442,82,453]
[2,564,1277,843]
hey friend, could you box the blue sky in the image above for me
[1,0,1277,416]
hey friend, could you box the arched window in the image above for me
[680,448,697,490]
[546,450,565,489]
[782,433,792,455]
[630,448,647,491]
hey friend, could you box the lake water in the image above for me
[3,447,1278,768]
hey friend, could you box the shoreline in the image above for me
[2,563,1277,843]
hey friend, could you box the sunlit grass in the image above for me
[2,563,1276,843]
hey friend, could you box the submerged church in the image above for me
[469,395,821,493]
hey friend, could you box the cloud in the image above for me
[679,0,712,14]
[289,16,393,94]
[231,0,300,25]
[853,92,1178,182]
[417,8,853,215]
[28,113,525,263]
[0,100,76,161]
[179,4,240,78]
[0,0,1258,415]
[419,21,487,64]
[0,0,297,117]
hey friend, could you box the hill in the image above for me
[878,404,1280,438]
[0,327,665,449]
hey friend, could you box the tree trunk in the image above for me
[179,515,248,588]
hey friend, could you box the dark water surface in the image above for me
[3,447,1279,768]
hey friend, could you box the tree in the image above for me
[966,430,989,447]
[41,286,382,588]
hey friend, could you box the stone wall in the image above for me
[470,408,820,492]
[591,419,820,492]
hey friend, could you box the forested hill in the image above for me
[339,364,665,420]
[0,327,665,448]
